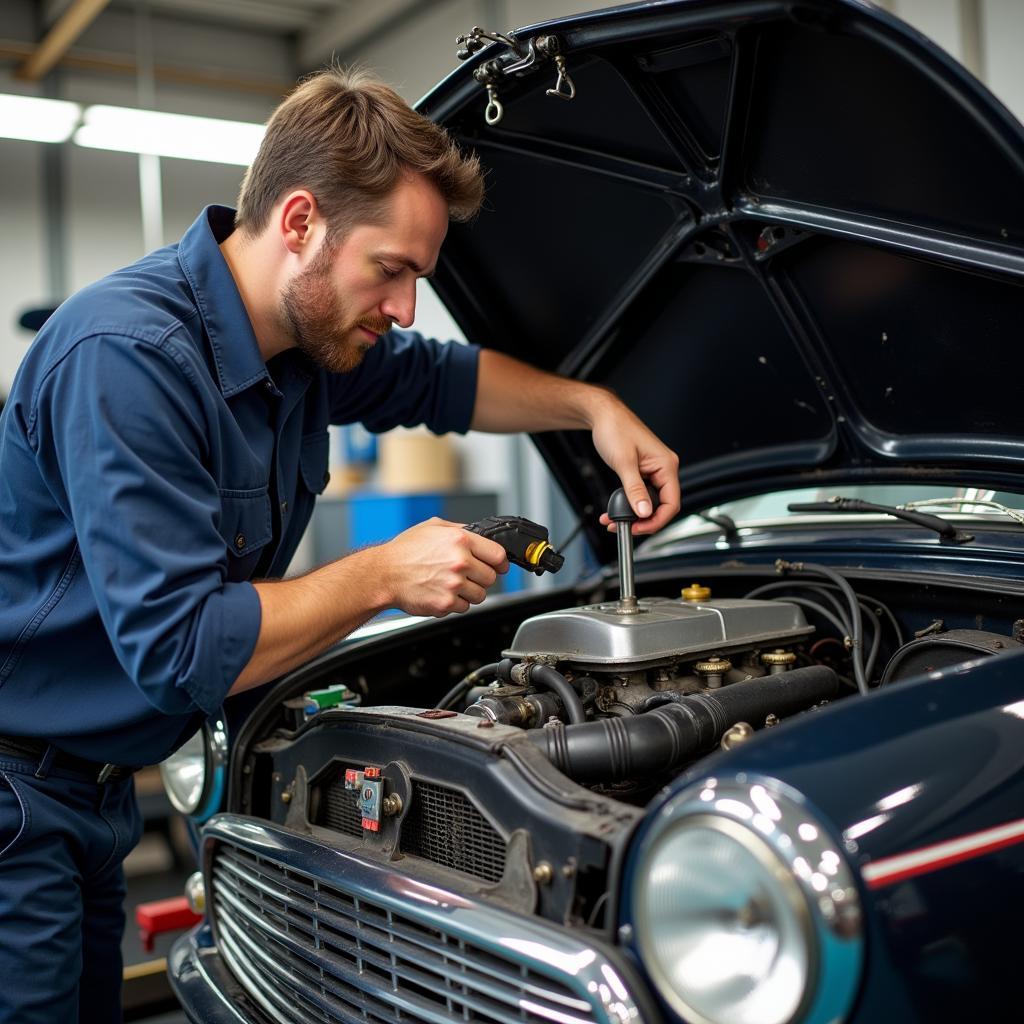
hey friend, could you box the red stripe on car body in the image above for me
[862,818,1024,889]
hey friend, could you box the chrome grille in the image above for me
[401,781,506,882]
[211,841,600,1024]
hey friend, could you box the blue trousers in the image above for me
[0,754,142,1023]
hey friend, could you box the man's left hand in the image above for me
[589,392,680,535]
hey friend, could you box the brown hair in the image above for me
[235,67,484,238]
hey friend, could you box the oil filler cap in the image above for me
[682,583,711,602]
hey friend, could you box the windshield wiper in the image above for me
[902,497,1024,525]
[786,496,974,545]
[698,510,739,538]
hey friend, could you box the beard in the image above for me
[279,245,392,373]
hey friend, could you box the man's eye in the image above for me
[380,265,400,279]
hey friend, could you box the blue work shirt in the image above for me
[0,206,479,765]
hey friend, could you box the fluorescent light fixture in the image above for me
[0,93,81,143]
[75,105,265,166]
[0,95,266,166]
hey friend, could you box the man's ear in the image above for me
[278,190,319,256]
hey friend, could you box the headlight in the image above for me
[159,711,228,821]
[632,779,862,1024]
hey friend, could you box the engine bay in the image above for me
[240,551,1024,788]
[227,545,1024,932]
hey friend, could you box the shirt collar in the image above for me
[177,205,270,398]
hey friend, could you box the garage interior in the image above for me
[2,1,1023,1021]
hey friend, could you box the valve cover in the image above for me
[503,597,812,670]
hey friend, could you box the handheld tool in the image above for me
[464,515,565,575]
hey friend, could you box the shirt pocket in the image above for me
[299,431,331,496]
[218,487,273,582]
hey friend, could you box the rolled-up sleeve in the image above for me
[327,330,480,435]
[28,331,262,716]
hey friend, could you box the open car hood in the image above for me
[419,0,1024,556]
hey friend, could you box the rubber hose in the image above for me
[746,581,904,647]
[799,565,866,693]
[529,665,838,783]
[528,664,587,725]
[436,661,504,711]
[747,581,885,681]
[780,596,851,643]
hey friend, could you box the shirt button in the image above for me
[280,500,288,516]
[234,533,246,551]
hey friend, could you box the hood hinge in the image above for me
[455,27,576,125]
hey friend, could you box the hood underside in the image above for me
[419,0,1024,555]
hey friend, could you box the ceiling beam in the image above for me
[18,0,111,81]
[299,0,427,70]
[0,39,291,97]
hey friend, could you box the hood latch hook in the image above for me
[546,55,576,101]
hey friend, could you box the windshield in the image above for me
[642,485,1024,549]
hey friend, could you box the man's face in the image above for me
[280,173,449,373]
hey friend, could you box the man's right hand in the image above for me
[232,518,509,694]
[378,517,509,616]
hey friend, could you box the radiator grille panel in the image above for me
[211,842,598,1024]
[317,773,507,883]
[320,772,363,838]
[401,781,506,882]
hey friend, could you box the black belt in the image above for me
[0,736,138,783]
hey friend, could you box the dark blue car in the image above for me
[162,1,1024,1021]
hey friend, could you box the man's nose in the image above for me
[381,280,416,329]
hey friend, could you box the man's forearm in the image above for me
[471,349,681,533]
[229,547,389,695]
[228,518,511,697]
[470,349,614,433]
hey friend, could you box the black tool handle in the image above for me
[464,515,565,575]
[606,482,661,523]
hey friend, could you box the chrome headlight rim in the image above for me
[159,710,228,822]
[631,775,863,1024]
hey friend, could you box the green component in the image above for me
[303,683,358,714]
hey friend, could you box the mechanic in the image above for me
[0,68,679,1023]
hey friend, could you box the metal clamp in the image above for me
[545,55,576,101]
[502,34,552,75]
[456,26,523,61]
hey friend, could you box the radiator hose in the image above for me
[528,665,838,783]
[526,663,587,725]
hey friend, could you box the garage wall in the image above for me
[0,137,48,390]
[888,0,1024,121]
[1,144,254,392]
[983,1,1024,123]
[0,0,288,395]
[893,0,964,61]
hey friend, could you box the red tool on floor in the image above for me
[135,897,202,953]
